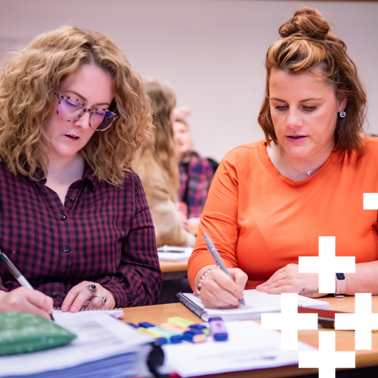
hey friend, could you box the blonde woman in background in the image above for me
[134,77,195,247]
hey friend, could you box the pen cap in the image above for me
[209,317,228,342]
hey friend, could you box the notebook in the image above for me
[177,289,330,321]
[53,308,124,320]
[157,245,193,262]
[0,312,156,378]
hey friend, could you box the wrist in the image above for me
[335,273,346,296]
[194,265,215,294]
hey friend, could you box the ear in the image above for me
[337,96,347,113]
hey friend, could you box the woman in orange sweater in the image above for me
[188,8,378,308]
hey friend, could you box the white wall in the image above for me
[1,0,377,162]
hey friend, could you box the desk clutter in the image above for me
[0,312,156,378]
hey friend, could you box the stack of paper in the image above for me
[0,312,154,378]
[157,245,193,262]
[162,320,317,377]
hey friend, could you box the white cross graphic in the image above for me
[363,193,378,210]
[298,237,355,293]
[335,293,378,350]
[261,293,318,350]
[299,331,355,378]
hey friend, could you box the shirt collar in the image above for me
[28,160,99,192]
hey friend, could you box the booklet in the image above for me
[177,289,330,322]
[157,245,193,262]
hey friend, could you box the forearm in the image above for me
[345,261,378,295]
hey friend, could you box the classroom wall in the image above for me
[0,0,377,162]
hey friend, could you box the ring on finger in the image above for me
[86,284,97,296]
[96,295,106,305]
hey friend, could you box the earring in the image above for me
[339,110,346,118]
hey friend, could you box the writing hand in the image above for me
[0,287,54,320]
[256,263,324,297]
[61,281,115,313]
[197,267,247,309]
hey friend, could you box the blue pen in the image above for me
[204,234,245,306]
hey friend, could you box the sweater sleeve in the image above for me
[188,149,241,289]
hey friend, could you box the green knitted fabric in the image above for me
[0,312,76,355]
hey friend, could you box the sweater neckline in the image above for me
[257,140,339,187]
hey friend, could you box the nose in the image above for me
[286,108,303,129]
[74,110,91,129]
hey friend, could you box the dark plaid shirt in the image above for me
[0,161,163,308]
[179,151,214,218]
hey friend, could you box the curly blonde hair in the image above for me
[258,8,367,154]
[0,26,154,185]
[139,77,179,201]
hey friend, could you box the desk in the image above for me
[159,259,188,280]
[121,296,378,378]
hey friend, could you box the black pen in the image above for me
[0,250,55,321]
[204,234,245,305]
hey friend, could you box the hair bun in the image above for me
[279,8,330,40]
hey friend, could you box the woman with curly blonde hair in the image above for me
[134,77,195,248]
[0,26,163,318]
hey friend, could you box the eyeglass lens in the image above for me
[58,97,115,131]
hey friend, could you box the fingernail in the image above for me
[62,305,67,311]
[71,306,77,312]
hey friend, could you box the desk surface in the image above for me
[121,296,378,378]
[159,259,188,273]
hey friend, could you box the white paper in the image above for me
[162,320,316,377]
[0,312,153,376]
[158,245,193,261]
[52,308,124,320]
[183,289,330,321]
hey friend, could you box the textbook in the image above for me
[0,312,157,378]
[177,290,330,322]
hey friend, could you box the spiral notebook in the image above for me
[53,308,124,320]
[177,289,330,322]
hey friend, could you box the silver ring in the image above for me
[86,284,97,296]
[96,295,106,305]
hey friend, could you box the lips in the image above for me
[65,134,79,140]
[286,135,308,141]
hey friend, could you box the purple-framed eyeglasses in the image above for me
[54,92,118,131]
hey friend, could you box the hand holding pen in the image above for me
[0,251,54,320]
[198,234,247,309]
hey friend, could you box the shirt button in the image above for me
[62,246,70,253]
[60,214,67,221]
[52,293,58,298]
[69,197,75,202]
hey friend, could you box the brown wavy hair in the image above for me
[0,26,154,185]
[140,77,179,201]
[258,8,367,154]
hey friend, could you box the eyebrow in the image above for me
[65,90,111,107]
[269,97,322,102]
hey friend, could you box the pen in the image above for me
[204,234,245,305]
[0,250,55,321]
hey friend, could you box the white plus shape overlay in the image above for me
[335,293,378,350]
[298,237,355,293]
[261,293,318,350]
[363,193,378,210]
[299,332,355,378]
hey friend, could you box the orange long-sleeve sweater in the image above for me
[188,137,378,290]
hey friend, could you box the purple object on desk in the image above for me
[209,317,228,341]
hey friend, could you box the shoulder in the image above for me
[361,136,378,157]
[220,141,262,169]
